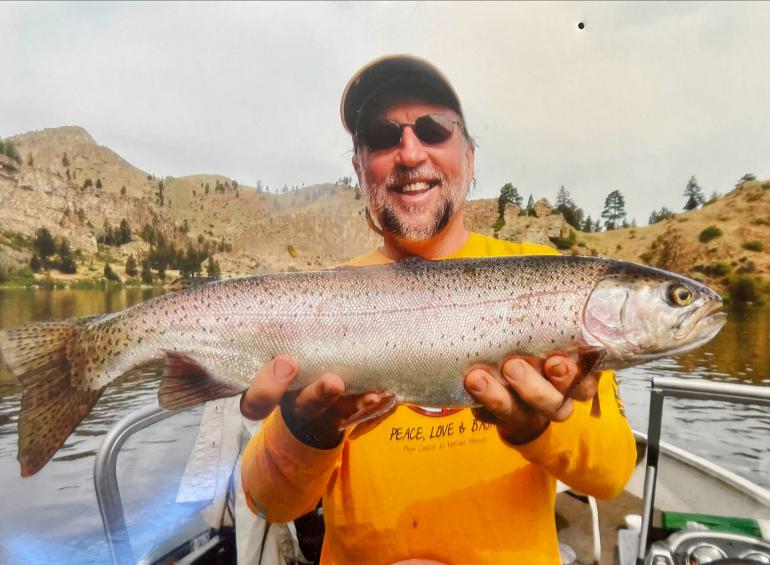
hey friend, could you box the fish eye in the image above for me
[668,284,694,306]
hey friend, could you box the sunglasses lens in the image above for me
[360,121,403,150]
[358,115,457,149]
[414,114,455,144]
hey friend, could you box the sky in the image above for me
[2,1,769,225]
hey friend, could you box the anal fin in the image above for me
[159,351,246,411]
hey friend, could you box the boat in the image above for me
[93,377,770,564]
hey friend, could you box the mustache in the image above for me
[384,165,446,188]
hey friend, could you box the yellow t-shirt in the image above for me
[242,232,636,565]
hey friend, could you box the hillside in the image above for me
[0,126,768,299]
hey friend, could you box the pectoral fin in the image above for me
[158,351,246,410]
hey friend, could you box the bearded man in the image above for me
[240,55,636,564]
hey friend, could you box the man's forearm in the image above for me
[240,408,343,522]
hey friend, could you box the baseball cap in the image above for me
[340,55,464,134]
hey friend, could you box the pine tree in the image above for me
[118,219,132,244]
[206,256,222,278]
[600,190,627,230]
[525,194,535,217]
[30,255,42,272]
[141,260,153,284]
[683,175,705,211]
[649,207,675,224]
[555,185,585,229]
[57,238,77,274]
[497,183,523,219]
[33,228,56,266]
[125,254,138,277]
[104,262,121,282]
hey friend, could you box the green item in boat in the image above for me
[662,511,761,538]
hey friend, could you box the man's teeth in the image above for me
[401,182,432,193]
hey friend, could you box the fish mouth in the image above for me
[641,301,727,360]
[673,299,724,340]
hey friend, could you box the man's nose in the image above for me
[394,125,428,167]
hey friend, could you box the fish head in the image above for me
[581,263,726,367]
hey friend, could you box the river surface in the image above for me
[0,287,768,564]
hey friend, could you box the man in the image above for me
[240,55,636,564]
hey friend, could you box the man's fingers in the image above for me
[465,368,517,422]
[240,356,299,420]
[543,355,580,394]
[292,373,345,419]
[568,371,602,402]
[503,359,573,422]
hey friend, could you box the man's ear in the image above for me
[464,140,475,187]
[352,152,362,182]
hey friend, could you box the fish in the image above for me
[0,255,725,476]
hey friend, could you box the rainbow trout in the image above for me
[0,255,725,476]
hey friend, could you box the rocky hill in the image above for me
[1,126,768,299]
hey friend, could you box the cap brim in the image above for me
[340,54,462,134]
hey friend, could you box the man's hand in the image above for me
[240,356,386,449]
[464,356,600,445]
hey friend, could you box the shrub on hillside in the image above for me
[0,139,21,163]
[550,230,577,250]
[698,226,722,243]
[702,263,731,277]
[742,241,764,252]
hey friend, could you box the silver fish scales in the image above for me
[0,255,725,476]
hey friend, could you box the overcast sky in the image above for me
[2,2,769,224]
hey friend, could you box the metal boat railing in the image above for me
[93,403,175,565]
[636,377,770,565]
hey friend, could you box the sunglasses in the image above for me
[357,114,461,150]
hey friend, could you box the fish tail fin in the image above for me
[0,321,103,477]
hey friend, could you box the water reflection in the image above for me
[0,287,165,383]
[673,304,770,385]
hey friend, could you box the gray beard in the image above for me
[379,198,454,240]
[362,167,466,241]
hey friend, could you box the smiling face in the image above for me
[353,100,475,241]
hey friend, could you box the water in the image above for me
[0,288,768,564]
